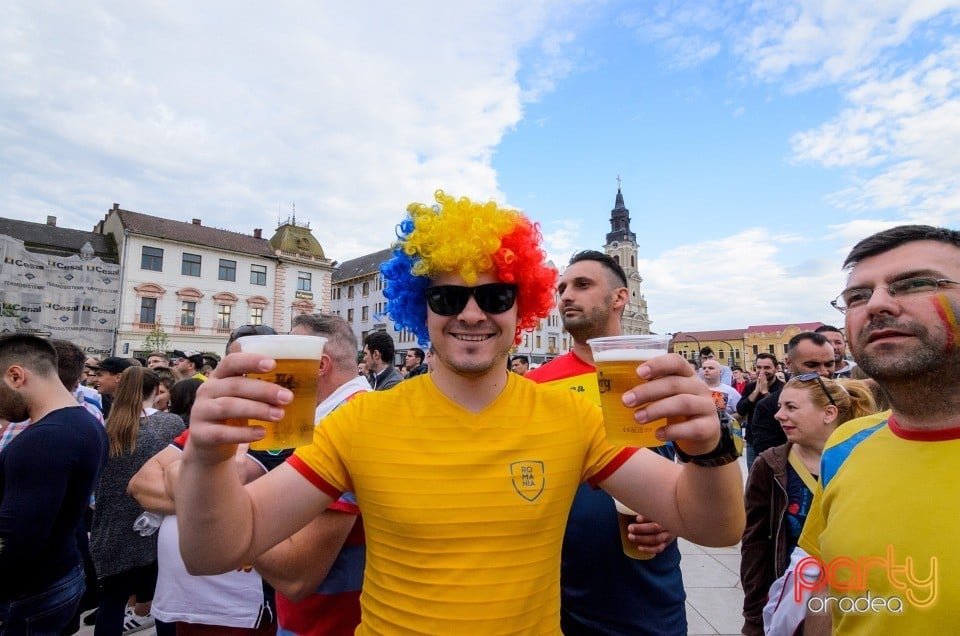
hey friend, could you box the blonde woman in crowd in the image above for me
[740,375,876,635]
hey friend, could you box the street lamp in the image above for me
[669,332,701,360]
[716,340,738,367]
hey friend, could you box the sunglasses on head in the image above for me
[425,283,518,316]
[230,324,277,339]
[794,372,837,408]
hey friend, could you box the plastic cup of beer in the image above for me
[588,334,672,447]
[235,334,326,451]
[614,499,654,560]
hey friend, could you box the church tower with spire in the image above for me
[604,183,652,334]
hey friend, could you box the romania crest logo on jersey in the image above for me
[510,460,545,502]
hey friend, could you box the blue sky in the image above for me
[3,1,959,332]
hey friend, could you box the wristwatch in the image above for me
[674,410,743,467]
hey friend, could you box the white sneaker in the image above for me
[122,607,156,634]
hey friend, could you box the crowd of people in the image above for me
[1,202,957,635]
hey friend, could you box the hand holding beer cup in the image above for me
[617,350,723,457]
[614,499,655,560]
[234,335,326,451]
[588,335,675,447]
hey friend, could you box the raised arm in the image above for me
[128,445,182,514]
[600,353,745,547]
[253,507,358,601]
[175,352,334,575]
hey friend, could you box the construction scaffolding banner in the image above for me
[0,233,120,357]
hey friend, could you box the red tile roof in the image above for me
[112,208,275,257]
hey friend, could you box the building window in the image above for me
[250,307,263,325]
[361,306,369,321]
[139,297,157,324]
[181,301,196,326]
[141,246,163,271]
[347,308,354,322]
[375,275,383,291]
[250,264,267,286]
[218,259,236,282]
[217,304,232,329]
[362,281,370,296]
[297,271,312,292]
[536,335,542,349]
[752,344,759,357]
[769,345,776,355]
[182,253,201,277]
[347,285,355,300]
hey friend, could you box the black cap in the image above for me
[87,356,135,374]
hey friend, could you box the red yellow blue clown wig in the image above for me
[381,190,557,345]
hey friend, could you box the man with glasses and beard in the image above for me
[786,225,960,634]
[174,191,745,634]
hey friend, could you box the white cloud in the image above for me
[638,228,845,331]
[791,37,960,221]
[738,0,960,88]
[0,0,573,257]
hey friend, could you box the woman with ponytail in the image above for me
[90,366,184,635]
[740,376,876,636]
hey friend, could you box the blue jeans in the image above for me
[0,563,85,635]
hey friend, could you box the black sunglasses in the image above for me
[794,372,837,408]
[229,324,277,340]
[425,283,518,316]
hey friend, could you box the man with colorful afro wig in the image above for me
[175,191,746,635]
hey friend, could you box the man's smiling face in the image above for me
[427,271,517,378]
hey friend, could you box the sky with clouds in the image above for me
[3,1,959,332]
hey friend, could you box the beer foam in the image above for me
[237,335,327,359]
[614,499,639,515]
[592,348,664,362]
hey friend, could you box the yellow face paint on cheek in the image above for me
[932,293,960,351]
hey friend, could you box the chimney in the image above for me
[112,203,119,211]
[253,228,262,239]
[192,218,201,225]
[46,215,57,226]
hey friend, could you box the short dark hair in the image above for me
[787,331,829,355]
[294,313,359,373]
[815,325,842,335]
[50,339,87,390]
[364,331,395,364]
[407,347,425,364]
[731,365,743,372]
[226,324,278,354]
[755,352,778,366]
[512,355,529,365]
[699,346,715,357]
[170,378,203,419]
[0,334,58,378]
[568,250,628,288]
[843,225,960,269]
[151,366,177,391]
